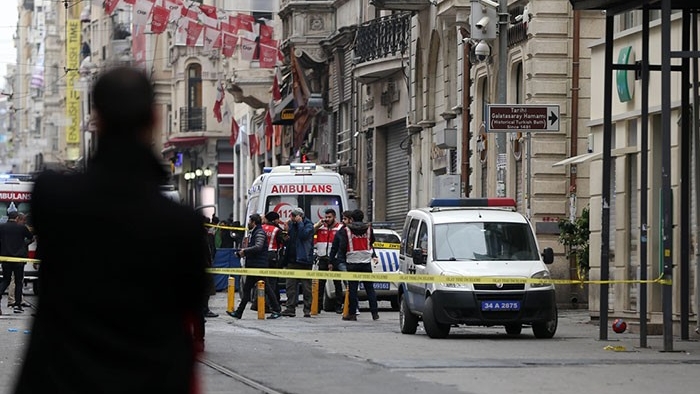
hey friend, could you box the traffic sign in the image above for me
[487,104,560,132]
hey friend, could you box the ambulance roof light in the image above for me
[290,162,317,172]
[429,198,516,208]
[263,167,273,173]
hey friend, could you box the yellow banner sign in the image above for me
[66,19,81,144]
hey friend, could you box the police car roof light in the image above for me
[371,222,395,229]
[429,198,516,208]
[290,162,317,172]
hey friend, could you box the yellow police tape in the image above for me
[205,267,672,286]
[0,256,40,264]
[372,242,400,249]
[205,223,247,231]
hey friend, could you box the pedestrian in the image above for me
[6,212,33,309]
[332,209,380,321]
[280,207,315,317]
[0,210,34,315]
[219,217,235,249]
[313,208,344,313]
[226,213,282,319]
[14,67,208,394]
[203,216,219,319]
[230,220,244,248]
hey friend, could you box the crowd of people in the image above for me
[221,207,380,322]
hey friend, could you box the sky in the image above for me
[0,1,18,92]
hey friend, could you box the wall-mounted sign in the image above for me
[616,46,635,103]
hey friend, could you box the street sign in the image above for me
[487,104,560,132]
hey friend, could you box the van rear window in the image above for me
[433,222,539,261]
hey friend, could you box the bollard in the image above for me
[227,276,235,313]
[256,280,265,320]
[342,286,350,317]
[311,279,319,315]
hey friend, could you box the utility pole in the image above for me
[496,0,508,197]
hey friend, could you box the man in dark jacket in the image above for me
[14,67,208,394]
[0,211,35,314]
[281,207,315,317]
[226,213,282,319]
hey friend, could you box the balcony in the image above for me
[180,107,207,132]
[369,0,432,11]
[353,12,411,84]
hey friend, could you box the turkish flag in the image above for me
[249,133,259,156]
[150,5,170,34]
[231,117,240,146]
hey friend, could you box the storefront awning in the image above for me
[163,136,207,149]
[552,152,600,167]
[272,94,296,125]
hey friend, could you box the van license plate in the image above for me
[481,301,521,311]
[359,282,390,291]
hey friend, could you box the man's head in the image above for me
[290,207,304,222]
[7,211,19,221]
[351,209,364,223]
[92,67,155,143]
[248,213,262,229]
[323,208,337,225]
[265,211,280,224]
[341,210,353,224]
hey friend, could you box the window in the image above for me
[265,195,343,223]
[433,222,539,261]
[401,218,420,256]
[187,63,202,108]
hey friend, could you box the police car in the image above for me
[398,198,557,339]
[323,225,402,311]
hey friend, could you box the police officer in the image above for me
[313,208,344,313]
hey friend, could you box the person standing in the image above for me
[6,212,33,309]
[262,211,285,304]
[0,211,34,314]
[226,213,281,319]
[333,209,379,321]
[14,67,208,394]
[281,207,314,317]
[313,208,344,313]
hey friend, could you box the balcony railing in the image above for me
[180,107,207,132]
[354,12,411,65]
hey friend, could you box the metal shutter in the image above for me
[386,123,410,232]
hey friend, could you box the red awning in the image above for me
[163,136,207,149]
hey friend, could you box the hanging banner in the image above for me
[186,20,204,47]
[258,38,278,68]
[65,19,81,146]
[203,26,221,51]
[150,5,170,34]
[222,33,238,58]
[133,0,155,26]
[132,25,147,70]
[240,37,257,61]
[104,0,121,15]
[164,0,182,23]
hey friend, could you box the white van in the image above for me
[398,198,557,339]
[246,163,350,223]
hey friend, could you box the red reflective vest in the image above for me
[262,223,282,252]
[346,225,373,264]
[314,221,343,257]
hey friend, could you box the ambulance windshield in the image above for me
[266,195,343,223]
[433,222,539,261]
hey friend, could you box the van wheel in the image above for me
[423,296,450,339]
[505,323,522,336]
[532,306,558,339]
[399,294,418,334]
[390,296,399,311]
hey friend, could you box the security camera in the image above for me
[475,16,490,30]
[474,40,491,62]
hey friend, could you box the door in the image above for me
[405,219,429,312]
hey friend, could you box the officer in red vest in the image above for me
[262,211,285,303]
[313,208,345,313]
[332,209,379,321]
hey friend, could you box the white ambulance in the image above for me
[398,198,557,339]
[0,175,38,294]
[246,163,350,224]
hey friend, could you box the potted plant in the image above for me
[558,207,590,280]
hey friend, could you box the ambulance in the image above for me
[246,163,350,224]
[0,175,38,294]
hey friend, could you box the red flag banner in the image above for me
[198,4,218,19]
[124,0,136,4]
[222,34,238,58]
[186,20,204,47]
[228,15,240,33]
[274,125,282,147]
[104,0,120,15]
[132,25,147,70]
[259,38,278,69]
[231,117,240,146]
[240,37,257,62]
[265,111,273,139]
[236,14,255,32]
[249,133,259,156]
[260,24,274,40]
[213,81,224,123]
[150,5,170,34]
[271,69,282,101]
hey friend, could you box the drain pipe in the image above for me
[569,10,581,287]
[461,27,472,197]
